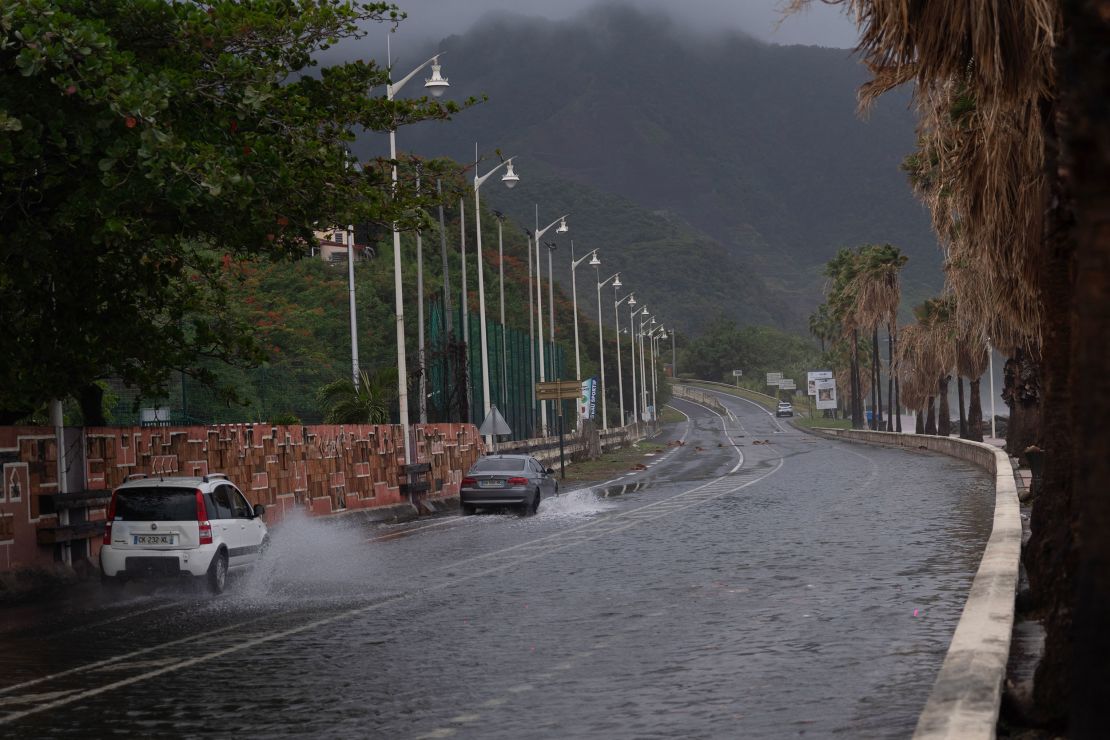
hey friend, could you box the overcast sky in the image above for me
[389,0,860,48]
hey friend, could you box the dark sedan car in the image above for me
[459,454,559,516]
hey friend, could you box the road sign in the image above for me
[732,369,743,377]
[766,372,782,385]
[535,380,582,400]
[779,379,796,390]
[807,370,833,396]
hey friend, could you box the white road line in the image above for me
[0,399,777,724]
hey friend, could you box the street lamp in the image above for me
[647,325,666,421]
[472,145,520,444]
[596,270,621,430]
[533,209,568,435]
[615,292,636,426]
[570,246,601,382]
[386,49,451,463]
[638,312,655,420]
[630,305,648,423]
[494,212,508,410]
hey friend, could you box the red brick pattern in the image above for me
[0,422,483,572]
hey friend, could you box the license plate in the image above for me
[478,479,504,488]
[133,534,176,546]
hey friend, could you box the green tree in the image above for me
[0,0,471,423]
[318,367,398,424]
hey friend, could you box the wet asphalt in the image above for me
[0,390,994,738]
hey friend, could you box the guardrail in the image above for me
[805,428,1020,740]
[677,378,780,405]
[671,385,727,413]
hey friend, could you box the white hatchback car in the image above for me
[99,473,268,593]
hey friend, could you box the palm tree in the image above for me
[790,0,1095,720]
[846,244,907,430]
[317,367,398,424]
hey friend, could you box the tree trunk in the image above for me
[851,329,863,429]
[1038,7,1110,726]
[967,378,984,443]
[1002,347,1042,459]
[937,375,951,436]
[925,396,936,435]
[872,328,883,430]
[957,376,968,438]
[887,326,895,430]
[915,409,924,434]
[78,384,106,426]
[895,374,902,432]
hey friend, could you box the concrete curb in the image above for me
[810,428,1020,740]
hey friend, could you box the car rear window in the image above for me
[471,458,527,472]
[114,487,197,521]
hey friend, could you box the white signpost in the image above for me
[779,379,796,390]
[807,370,833,396]
[815,378,838,410]
[732,369,743,387]
[766,372,783,387]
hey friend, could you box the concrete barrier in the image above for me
[672,385,728,413]
[811,428,1020,740]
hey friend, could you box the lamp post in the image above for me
[346,221,359,386]
[386,49,450,462]
[596,270,622,430]
[648,325,666,421]
[615,292,636,426]
[544,241,556,376]
[570,246,601,382]
[415,168,427,424]
[533,210,569,435]
[638,313,654,420]
[472,146,520,444]
[494,212,508,409]
[987,335,996,439]
[630,305,648,423]
[524,229,536,433]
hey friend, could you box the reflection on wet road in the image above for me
[0,391,994,738]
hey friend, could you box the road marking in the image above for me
[0,400,782,725]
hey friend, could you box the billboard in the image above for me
[579,377,598,420]
[815,378,838,410]
[807,370,833,396]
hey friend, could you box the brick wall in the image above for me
[0,422,483,573]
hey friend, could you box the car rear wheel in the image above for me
[207,551,228,594]
[460,503,476,516]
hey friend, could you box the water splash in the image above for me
[235,510,378,603]
[538,486,617,518]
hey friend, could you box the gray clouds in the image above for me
[389,0,859,48]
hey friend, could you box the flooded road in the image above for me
[0,390,994,738]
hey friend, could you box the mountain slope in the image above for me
[371,2,939,332]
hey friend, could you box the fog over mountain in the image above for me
[354,2,937,333]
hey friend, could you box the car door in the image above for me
[229,486,265,563]
[532,458,555,498]
[208,485,236,555]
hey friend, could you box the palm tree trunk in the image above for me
[925,396,936,435]
[894,367,902,432]
[851,329,863,429]
[872,328,883,429]
[957,376,968,438]
[967,378,983,442]
[1002,347,1042,457]
[887,327,895,430]
[915,408,925,434]
[937,375,951,436]
[1064,3,1110,723]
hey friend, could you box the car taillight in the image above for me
[507,477,528,486]
[103,491,118,545]
[461,476,476,486]
[196,489,213,545]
